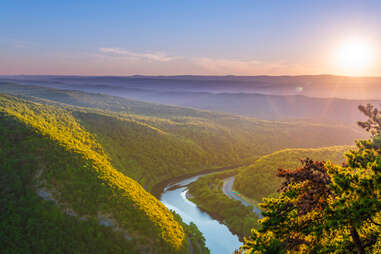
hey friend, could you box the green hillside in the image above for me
[0,83,367,190]
[234,146,351,202]
[75,111,365,190]
[0,84,369,253]
[0,94,203,253]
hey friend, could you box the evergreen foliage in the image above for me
[240,105,381,254]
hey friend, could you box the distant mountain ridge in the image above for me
[1,75,380,124]
[1,74,381,99]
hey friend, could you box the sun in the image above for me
[334,39,374,76]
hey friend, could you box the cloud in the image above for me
[99,48,179,62]
[70,47,310,75]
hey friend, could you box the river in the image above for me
[160,174,243,254]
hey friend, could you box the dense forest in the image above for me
[0,94,209,253]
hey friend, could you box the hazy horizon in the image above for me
[2,74,381,79]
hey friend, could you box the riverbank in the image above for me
[151,163,249,199]
[186,170,260,240]
[161,179,242,253]
[222,177,262,217]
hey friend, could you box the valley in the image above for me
[0,80,374,253]
[3,1,381,252]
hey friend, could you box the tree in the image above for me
[240,104,381,254]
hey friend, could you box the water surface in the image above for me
[160,176,242,254]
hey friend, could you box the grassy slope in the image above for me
[0,94,196,253]
[234,146,351,202]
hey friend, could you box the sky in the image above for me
[1,0,381,76]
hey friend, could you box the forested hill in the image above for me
[234,146,351,202]
[0,83,366,191]
[0,83,369,253]
[0,94,210,254]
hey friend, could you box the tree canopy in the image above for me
[240,104,381,254]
